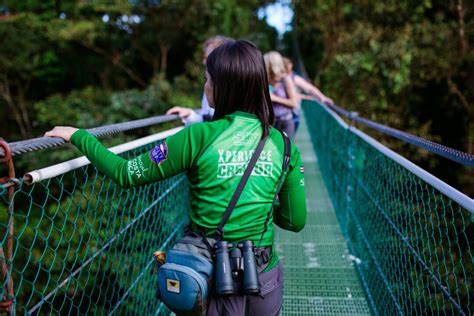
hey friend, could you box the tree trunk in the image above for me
[17,84,32,137]
[81,42,147,87]
[99,65,111,90]
[160,45,169,80]
[315,1,342,82]
[131,38,160,79]
[116,63,147,87]
[0,76,29,138]
[456,0,468,57]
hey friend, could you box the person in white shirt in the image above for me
[166,35,232,125]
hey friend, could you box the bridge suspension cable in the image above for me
[289,38,473,167]
[0,114,179,157]
[325,103,474,167]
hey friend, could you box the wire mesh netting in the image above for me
[275,110,370,315]
[0,140,189,315]
[303,100,473,315]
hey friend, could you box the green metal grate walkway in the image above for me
[275,109,371,315]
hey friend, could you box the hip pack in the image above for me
[156,235,216,315]
[155,130,291,315]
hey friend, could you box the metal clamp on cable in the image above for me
[348,111,359,126]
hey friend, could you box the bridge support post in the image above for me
[348,111,359,127]
[0,139,16,314]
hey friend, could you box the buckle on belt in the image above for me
[255,246,271,266]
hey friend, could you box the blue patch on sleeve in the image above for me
[150,143,168,165]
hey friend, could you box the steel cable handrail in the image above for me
[290,47,472,167]
[0,114,180,157]
[326,103,474,167]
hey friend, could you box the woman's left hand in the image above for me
[44,126,79,142]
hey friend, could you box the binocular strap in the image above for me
[257,130,292,248]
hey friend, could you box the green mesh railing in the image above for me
[303,100,473,315]
[0,135,189,314]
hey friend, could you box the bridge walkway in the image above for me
[275,109,371,315]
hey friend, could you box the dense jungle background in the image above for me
[0,0,472,194]
[0,1,472,314]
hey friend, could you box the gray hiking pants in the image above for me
[207,262,284,316]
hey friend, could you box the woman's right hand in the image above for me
[166,106,193,118]
[44,126,79,142]
[321,96,334,105]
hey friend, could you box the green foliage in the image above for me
[1,0,278,141]
[0,1,279,314]
[0,13,49,78]
[0,12,64,138]
[33,74,192,130]
[0,0,472,314]
[35,87,111,128]
[293,0,473,195]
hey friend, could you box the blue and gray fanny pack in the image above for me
[156,236,215,315]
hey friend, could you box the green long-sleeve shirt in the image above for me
[71,111,307,270]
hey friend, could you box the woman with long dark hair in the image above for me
[45,40,306,315]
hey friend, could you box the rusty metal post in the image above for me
[349,111,359,127]
[0,139,16,314]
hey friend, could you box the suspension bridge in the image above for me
[0,100,472,315]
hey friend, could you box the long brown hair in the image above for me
[206,40,274,137]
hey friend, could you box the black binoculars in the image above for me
[214,240,260,295]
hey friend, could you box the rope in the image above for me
[0,114,179,157]
[326,103,474,167]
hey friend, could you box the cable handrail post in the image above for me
[0,139,16,314]
[349,111,359,127]
[345,120,355,236]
